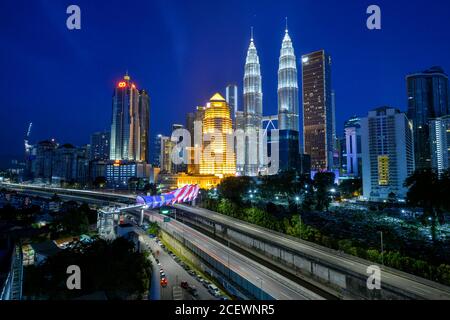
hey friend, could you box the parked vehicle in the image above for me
[188,285,199,297]
[180,281,189,289]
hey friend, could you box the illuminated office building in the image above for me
[302,50,333,171]
[200,93,236,176]
[110,73,149,162]
[361,107,414,201]
[107,73,150,188]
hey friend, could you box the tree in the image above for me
[23,238,152,299]
[143,183,157,195]
[338,178,362,198]
[128,177,140,192]
[313,172,335,211]
[93,176,107,189]
[218,176,253,204]
[404,168,443,242]
[388,192,397,204]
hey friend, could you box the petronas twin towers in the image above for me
[242,23,299,176]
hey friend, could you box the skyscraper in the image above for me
[200,93,236,176]
[139,89,150,163]
[107,73,151,188]
[361,107,415,201]
[90,131,110,161]
[302,50,333,172]
[243,29,263,176]
[278,25,299,132]
[226,84,238,120]
[407,66,449,169]
[277,23,300,173]
[110,73,150,162]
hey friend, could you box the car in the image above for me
[155,258,159,264]
[160,272,166,278]
[188,270,196,276]
[160,278,168,288]
[188,286,199,297]
[203,281,210,289]
[180,281,189,289]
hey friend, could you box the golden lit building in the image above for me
[177,173,221,190]
[176,93,236,190]
[200,93,236,176]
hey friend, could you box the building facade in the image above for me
[90,131,110,161]
[407,66,449,169]
[302,50,333,172]
[430,115,450,174]
[361,107,415,201]
[226,84,238,121]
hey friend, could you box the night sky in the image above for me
[0,0,449,166]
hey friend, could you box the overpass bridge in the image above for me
[172,204,450,300]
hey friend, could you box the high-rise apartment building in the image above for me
[302,50,333,172]
[407,66,449,169]
[361,107,415,201]
[430,115,450,174]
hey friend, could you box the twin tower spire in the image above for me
[241,20,299,176]
[243,20,299,132]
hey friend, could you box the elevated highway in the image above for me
[173,204,450,300]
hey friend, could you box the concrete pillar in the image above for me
[139,208,144,226]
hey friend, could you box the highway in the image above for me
[145,210,325,300]
[174,204,450,300]
[140,234,217,300]
[4,183,449,299]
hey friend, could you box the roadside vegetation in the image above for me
[199,170,450,286]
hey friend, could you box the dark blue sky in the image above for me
[0,0,449,164]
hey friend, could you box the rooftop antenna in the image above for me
[285,16,288,33]
[251,26,254,41]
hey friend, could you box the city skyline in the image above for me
[2,1,450,303]
[1,0,450,166]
